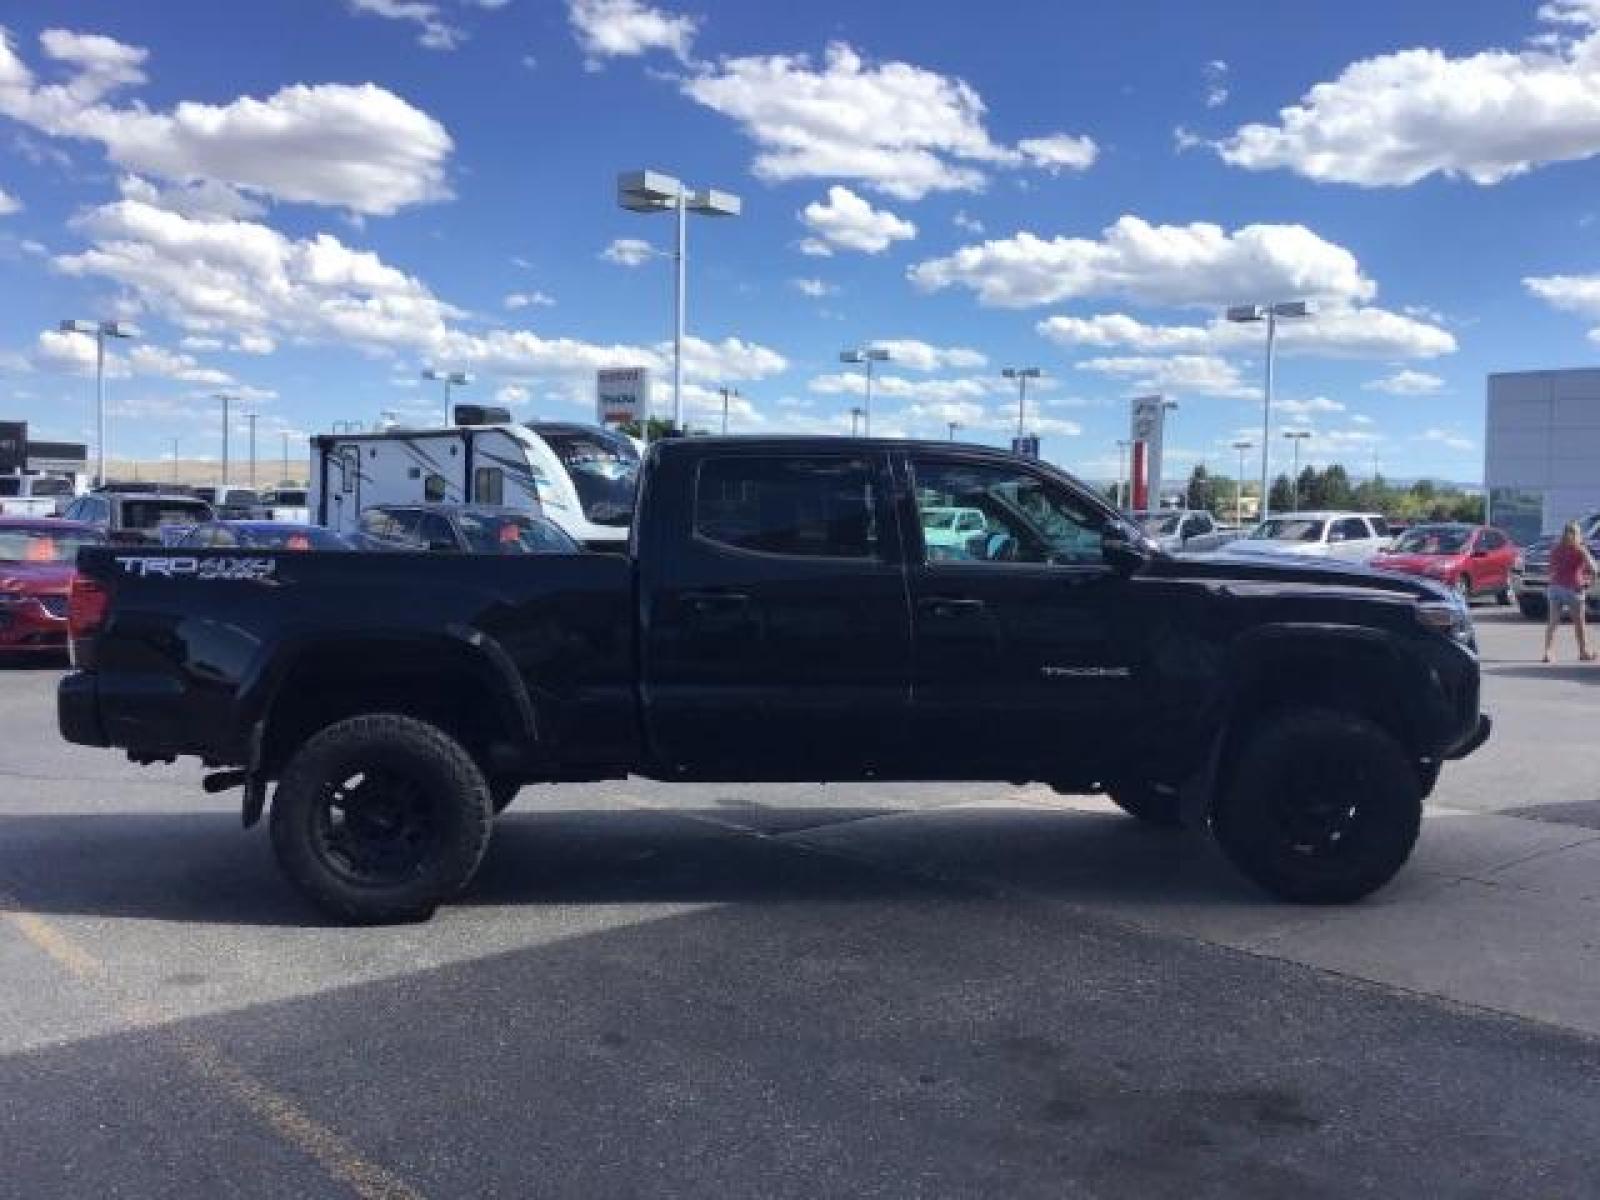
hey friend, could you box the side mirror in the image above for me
[1101,525,1147,572]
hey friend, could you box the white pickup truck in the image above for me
[0,474,75,517]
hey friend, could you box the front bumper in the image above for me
[1444,713,1492,760]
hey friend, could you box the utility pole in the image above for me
[215,393,233,485]
[850,407,863,437]
[1115,440,1131,509]
[281,431,290,485]
[947,421,961,441]
[170,437,180,483]
[245,412,258,489]
[1233,440,1253,527]
[718,386,739,436]
[1284,430,1311,511]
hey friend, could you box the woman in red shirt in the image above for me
[1543,521,1599,663]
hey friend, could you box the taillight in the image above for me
[68,575,110,669]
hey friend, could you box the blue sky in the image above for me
[4,0,1600,483]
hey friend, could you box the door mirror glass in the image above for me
[1101,523,1147,572]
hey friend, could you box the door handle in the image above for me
[918,596,986,619]
[682,591,751,615]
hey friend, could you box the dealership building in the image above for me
[1485,368,1600,545]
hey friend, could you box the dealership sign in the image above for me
[1128,395,1168,511]
[596,367,651,425]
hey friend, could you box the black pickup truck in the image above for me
[59,438,1490,923]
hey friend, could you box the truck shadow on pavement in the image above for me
[1479,662,1599,682]
[0,803,1258,927]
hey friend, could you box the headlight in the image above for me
[1416,599,1475,649]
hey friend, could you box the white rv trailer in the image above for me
[308,420,639,549]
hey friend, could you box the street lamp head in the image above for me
[1271,300,1318,319]
[839,349,864,364]
[687,188,741,217]
[447,371,472,386]
[865,347,890,362]
[1232,439,1253,450]
[617,169,682,212]
[102,321,138,339]
[1284,429,1311,440]
[1226,304,1267,324]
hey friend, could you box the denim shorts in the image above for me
[1549,585,1586,613]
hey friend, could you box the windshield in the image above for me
[1393,528,1470,555]
[457,511,579,554]
[921,510,958,529]
[537,429,639,527]
[123,500,213,530]
[1250,518,1326,543]
[0,528,104,561]
[269,490,307,506]
[239,525,349,550]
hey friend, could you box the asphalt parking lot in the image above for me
[2,606,1598,1199]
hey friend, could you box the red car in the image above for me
[0,518,105,657]
[1369,522,1517,605]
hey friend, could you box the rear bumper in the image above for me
[57,671,108,747]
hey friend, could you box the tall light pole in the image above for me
[840,346,890,436]
[214,393,235,485]
[718,386,739,436]
[244,412,259,489]
[422,368,472,424]
[1158,399,1178,507]
[1233,439,1253,527]
[1001,366,1042,439]
[170,437,180,484]
[850,407,864,436]
[281,431,291,485]
[1225,300,1316,523]
[618,170,741,433]
[1115,439,1131,509]
[1284,430,1311,511]
[947,421,961,441]
[59,318,138,487]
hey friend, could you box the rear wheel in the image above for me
[269,714,493,924]
[1104,780,1183,827]
[1212,709,1421,904]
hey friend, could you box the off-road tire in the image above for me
[269,714,493,924]
[1212,708,1421,904]
[1105,780,1183,827]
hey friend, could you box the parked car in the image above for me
[0,474,77,518]
[257,488,310,524]
[1230,511,1392,563]
[1130,508,1239,554]
[176,521,356,551]
[356,504,580,555]
[60,490,215,545]
[1511,528,1600,619]
[0,518,103,656]
[918,505,991,558]
[192,485,261,520]
[60,437,1489,924]
[1369,524,1518,606]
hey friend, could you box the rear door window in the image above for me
[1332,517,1369,543]
[694,456,881,559]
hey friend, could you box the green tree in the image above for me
[1269,473,1294,513]
[1186,464,1213,512]
[1298,465,1324,509]
[1322,464,1353,509]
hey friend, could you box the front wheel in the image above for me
[269,714,494,924]
[1212,709,1421,904]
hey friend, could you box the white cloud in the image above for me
[496,383,529,407]
[504,290,555,309]
[809,372,990,404]
[1074,354,1256,398]
[236,332,276,355]
[671,335,789,382]
[348,0,464,51]
[1037,305,1455,361]
[1218,7,1600,186]
[1351,413,1374,425]
[1524,271,1600,341]
[1016,133,1098,173]
[601,236,655,266]
[1422,428,1476,452]
[1364,369,1445,395]
[868,339,987,372]
[0,186,19,215]
[179,335,223,351]
[910,215,1374,309]
[0,27,453,215]
[35,328,233,385]
[952,209,984,235]
[798,186,916,256]
[1276,395,1345,418]
[682,42,1097,200]
[1203,60,1230,108]
[791,277,837,298]
[567,0,697,69]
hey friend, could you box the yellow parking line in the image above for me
[0,892,424,1200]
